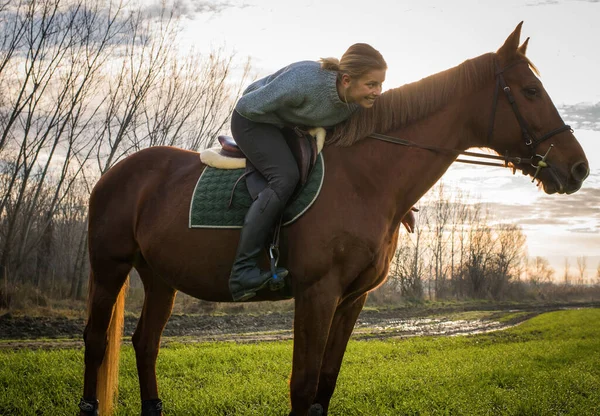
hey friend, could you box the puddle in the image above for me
[353,317,509,339]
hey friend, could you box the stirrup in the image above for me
[269,245,286,291]
[232,272,278,302]
[269,216,286,292]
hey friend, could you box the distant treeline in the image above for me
[371,183,600,304]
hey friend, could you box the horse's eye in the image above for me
[524,87,539,98]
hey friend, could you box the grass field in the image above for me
[1,309,599,415]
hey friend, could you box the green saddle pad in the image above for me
[189,153,324,228]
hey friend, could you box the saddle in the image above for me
[216,127,322,199]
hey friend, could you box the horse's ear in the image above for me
[497,21,523,59]
[518,37,530,56]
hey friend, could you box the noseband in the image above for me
[368,56,573,181]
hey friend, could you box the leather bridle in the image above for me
[487,59,572,179]
[368,56,573,182]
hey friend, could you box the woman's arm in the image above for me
[235,66,307,120]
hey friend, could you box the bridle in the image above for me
[368,56,573,182]
[487,59,571,179]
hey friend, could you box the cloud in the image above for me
[141,0,247,20]
[526,0,559,5]
[487,187,600,231]
[527,0,600,5]
[567,226,599,233]
[559,102,600,132]
[437,187,600,231]
[537,188,600,217]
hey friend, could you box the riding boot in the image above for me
[229,187,289,301]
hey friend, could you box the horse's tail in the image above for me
[92,274,129,416]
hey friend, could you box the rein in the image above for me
[368,57,572,181]
[368,132,532,168]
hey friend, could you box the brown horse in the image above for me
[80,23,589,416]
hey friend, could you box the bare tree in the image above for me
[0,0,131,282]
[489,224,527,298]
[528,256,555,285]
[576,256,587,285]
[424,183,452,299]
[95,4,181,174]
[563,257,571,285]
[0,0,250,299]
[134,49,250,151]
[449,190,469,296]
[392,223,424,300]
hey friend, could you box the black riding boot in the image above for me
[229,187,289,301]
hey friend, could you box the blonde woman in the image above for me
[229,43,387,301]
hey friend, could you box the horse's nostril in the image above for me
[571,161,589,182]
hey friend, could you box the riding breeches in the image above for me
[231,110,300,203]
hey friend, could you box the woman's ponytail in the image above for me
[319,57,341,71]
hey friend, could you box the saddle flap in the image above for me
[284,128,318,188]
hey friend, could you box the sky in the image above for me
[165,0,600,276]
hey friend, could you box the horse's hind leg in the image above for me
[311,294,367,415]
[81,260,131,415]
[132,260,177,416]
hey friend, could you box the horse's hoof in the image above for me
[308,404,324,416]
[78,398,98,416]
[141,399,163,416]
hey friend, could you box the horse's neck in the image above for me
[338,97,479,225]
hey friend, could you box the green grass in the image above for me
[1,309,599,415]
[495,311,532,323]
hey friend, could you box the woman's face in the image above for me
[342,69,386,108]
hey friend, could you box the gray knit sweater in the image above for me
[235,60,359,128]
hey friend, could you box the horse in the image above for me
[79,22,589,416]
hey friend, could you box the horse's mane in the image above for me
[327,52,535,147]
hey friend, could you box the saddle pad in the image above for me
[189,153,324,228]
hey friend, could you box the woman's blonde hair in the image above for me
[320,43,387,78]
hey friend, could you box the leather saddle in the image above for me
[218,127,320,199]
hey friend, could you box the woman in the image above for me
[229,43,387,301]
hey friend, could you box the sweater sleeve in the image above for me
[235,66,307,120]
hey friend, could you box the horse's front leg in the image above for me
[311,293,367,415]
[289,279,340,416]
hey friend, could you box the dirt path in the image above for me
[1,301,597,350]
